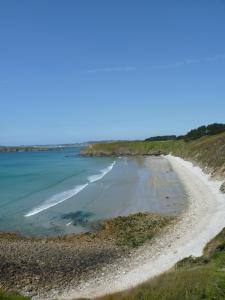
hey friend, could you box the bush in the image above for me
[145,135,177,142]
[184,123,225,141]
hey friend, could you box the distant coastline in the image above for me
[0,144,85,152]
[0,146,57,152]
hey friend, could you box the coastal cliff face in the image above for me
[82,133,225,190]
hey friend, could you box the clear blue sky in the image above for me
[1,0,225,145]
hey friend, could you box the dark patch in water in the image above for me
[62,211,94,227]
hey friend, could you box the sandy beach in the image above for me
[56,155,225,300]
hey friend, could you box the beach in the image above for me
[0,155,225,299]
[57,155,225,300]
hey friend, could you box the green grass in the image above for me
[82,139,185,156]
[97,268,225,300]
[0,291,29,300]
[94,228,225,300]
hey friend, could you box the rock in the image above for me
[220,182,225,193]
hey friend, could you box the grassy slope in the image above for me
[0,291,29,300]
[82,132,225,178]
[95,228,225,300]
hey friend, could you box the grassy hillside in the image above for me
[94,228,225,300]
[82,132,225,179]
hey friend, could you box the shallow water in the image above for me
[0,149,187,236]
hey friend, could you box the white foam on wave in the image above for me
[25,161,116,218]
[25,183,88,217]
[88,161,116,183]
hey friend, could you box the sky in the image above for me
[0,0,225,145]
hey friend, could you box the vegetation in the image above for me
[139,123,225,143]
[0,290,29,300]
[145,135,177,141]
[97,212,172,249]
[82,139,184,156]
[93,228,225,300]
[184,123,225,141]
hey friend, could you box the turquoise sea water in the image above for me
[0,148,187,236]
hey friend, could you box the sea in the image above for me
[0,147,187,236]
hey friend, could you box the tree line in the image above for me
[145,123,225,142]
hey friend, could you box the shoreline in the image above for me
[0,154,225,299]
[55,154,225,300]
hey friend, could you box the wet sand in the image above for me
[30,156,187,236]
